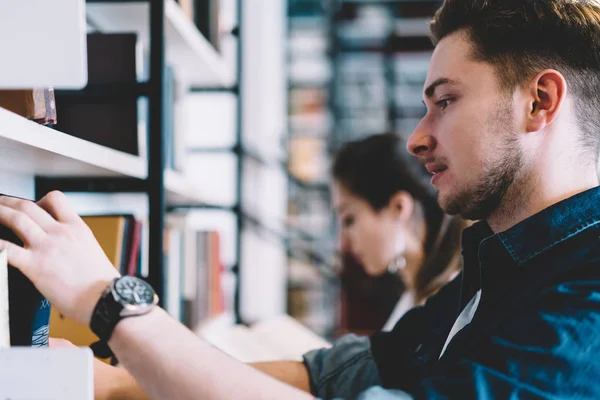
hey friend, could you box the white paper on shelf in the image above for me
[0,0,88,89]
[0,347,93,399]
[197,313,331,363]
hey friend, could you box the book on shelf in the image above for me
[164,227,183,320]
[164,65,188,173]
[0,88,57,125]
[0,245,49,349]
[194,0,222,52]
[165,215,226,327]
[288,136,329,184]
[54,33,146,156]
[53,32,187,172]
[0,250,8,349]
[0,221,51,348]
[176,0,195,21]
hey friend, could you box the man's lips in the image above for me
[425,162,448,175]
[431,169,447,186]
[425,162,449,186]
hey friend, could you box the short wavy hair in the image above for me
[431,0,600,159]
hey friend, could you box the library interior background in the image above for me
[0,0,442,353]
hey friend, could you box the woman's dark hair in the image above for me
[332,132,464,302]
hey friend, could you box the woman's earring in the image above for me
[388,231,406,275]
[388,255,406,275]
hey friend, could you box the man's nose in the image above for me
[407,123,436,158]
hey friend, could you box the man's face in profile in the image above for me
[407,31,525,221]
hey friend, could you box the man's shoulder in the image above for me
[508,231,600,318]
[538,249,600,302]
[496,265,600,348]
[537,264,600,313]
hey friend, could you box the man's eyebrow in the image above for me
[424,77,460,98]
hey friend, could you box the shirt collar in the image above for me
[497,186,600,266]
[461,186,600,267]
[457,186,600,305]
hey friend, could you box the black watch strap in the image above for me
[90,279,124,342]
[90,340,114,359]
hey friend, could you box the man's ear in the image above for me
[525,69,567,133]
[388,191,414,222]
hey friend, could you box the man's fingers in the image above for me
[37,191,80,223]
[49,338,77,348]
[0,204,46,246]
[0,195,57,231]
[0,239,32,273]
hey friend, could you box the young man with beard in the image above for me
[4,0,600,398]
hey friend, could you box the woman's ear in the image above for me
[388,191,414,221]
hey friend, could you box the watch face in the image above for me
[114,276,155,306]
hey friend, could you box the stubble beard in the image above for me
[439,101,528,222]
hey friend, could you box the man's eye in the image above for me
[436,98,453,110]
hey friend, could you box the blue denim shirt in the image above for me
[304,186,600,399]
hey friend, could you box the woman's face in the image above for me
[332,183,402,276]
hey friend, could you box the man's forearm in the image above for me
[105,361,311,400]
[108,307,314,400]
[106,367,151,400]
[250,361,311,393]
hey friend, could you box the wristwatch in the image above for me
[90,276,159,342]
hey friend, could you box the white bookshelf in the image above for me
[86,0,235,87]
[0,108,146,179]
[165,169,211,206]
[0,108,213,206]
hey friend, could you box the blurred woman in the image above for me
[331,132,465,330]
